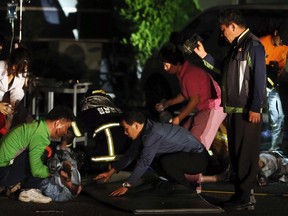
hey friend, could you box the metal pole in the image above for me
[19,0,23,42]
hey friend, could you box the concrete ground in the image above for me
[1,112,286,216]
[1,175,288,216]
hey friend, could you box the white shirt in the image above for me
[0,61,25,104]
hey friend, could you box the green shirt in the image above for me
[0,120,50,178]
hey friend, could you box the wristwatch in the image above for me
[122,182,131,188]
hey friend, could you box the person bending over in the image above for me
[95,109,209,196]
[0,105,75,203]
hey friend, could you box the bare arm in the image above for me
[155,94,185,112]
[172,95,199,125]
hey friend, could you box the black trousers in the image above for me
[0,150,43,189]
[151,150,209,188]
[227,113,262,202]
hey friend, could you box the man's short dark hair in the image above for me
[158,42,185,65]
[219,8,246,27]
[120,109,146,125]
[46,105,75,122]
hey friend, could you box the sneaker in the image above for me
[18,189,52,203]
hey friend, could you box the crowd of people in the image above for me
[0,7,288,213]
[0,37,82,203]
[95,7,287,212]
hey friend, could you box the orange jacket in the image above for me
[260,35,288,70]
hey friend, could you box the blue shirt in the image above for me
[113,119,205,186]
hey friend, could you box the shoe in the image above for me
[8,183,21,193]
[5,183,21,200]
[221,200,255,210]
[189,181,202,193]
[18,189,52,203]
[185,173,202,193]
[220,191,256,210]
[221,195,255,211]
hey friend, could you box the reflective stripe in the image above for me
[239,60,247,95]
[225,106,263,113]
[215,132,228,142]
[225,106,245,113]
[71,121,82,137]
[92,89,106,95]
[267,77,274,87]
[203,60,222,75]
[203,59,215,70]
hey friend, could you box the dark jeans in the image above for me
[0,150,43,189]
[151,150,209,188]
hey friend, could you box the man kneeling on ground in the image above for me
[94,109,209,196]
[0,105,78,203]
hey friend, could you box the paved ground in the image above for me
[1,176,288,216]
[1,113,286,215]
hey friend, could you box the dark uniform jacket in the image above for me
[203,29,266,114]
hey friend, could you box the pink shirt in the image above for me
[177,61,212,111]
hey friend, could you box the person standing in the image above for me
[260,23,288,152]
[193,8,266,210]
[0,46,29,107]
[0,46,30,136]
